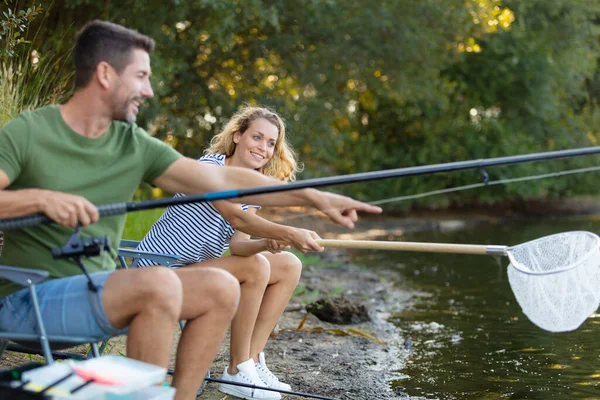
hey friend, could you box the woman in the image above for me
[136,105,323,400]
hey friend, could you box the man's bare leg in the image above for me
[102,267,183,367]
[170,267,241,399]
[102,266,239,399]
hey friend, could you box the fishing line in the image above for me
[278,165,600,223]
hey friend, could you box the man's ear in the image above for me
[96,61,114,90]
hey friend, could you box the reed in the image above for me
[0,49,73,127]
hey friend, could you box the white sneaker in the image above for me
[219,358,281,399]
[255,352,292,392]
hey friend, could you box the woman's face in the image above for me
[232,117,279,169]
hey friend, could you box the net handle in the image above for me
[315,239,507,255]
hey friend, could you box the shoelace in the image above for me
[230,371,268,397]
[256,363,279,385]
[241,369,269,388]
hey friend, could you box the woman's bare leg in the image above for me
[249,251,302,361]
[187,254,271,372]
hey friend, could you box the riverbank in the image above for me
[199,248,417,399]
[184,205,600,399]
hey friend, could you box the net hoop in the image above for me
[507,231,600,275]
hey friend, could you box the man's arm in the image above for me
[0,169,98,227]
[153,157,314,206]
[153,157,382,228]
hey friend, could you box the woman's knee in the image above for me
[242,254,271,285]
[278,252,303,283]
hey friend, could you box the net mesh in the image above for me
[507,231,600,332]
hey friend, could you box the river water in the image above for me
[351,215,600,399]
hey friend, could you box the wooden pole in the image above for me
[315,239,507,255]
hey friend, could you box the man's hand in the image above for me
[39,191,99,228]
[311,191,382,229]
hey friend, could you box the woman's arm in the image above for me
[228,232,288,257]
[216,203,323,255]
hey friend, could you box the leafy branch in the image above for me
[0,2,42,60]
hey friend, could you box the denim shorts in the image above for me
[0,271,128,339]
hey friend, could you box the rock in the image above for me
[306,296,371,324]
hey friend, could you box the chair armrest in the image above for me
[119,239,141,248]
[117,249,181,267]
[0,265,49,286]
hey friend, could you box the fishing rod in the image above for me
[2,145,600,230]
[203,376,340,400]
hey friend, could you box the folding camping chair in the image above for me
[0,265,111,364]
[117,240,181,269]
[0,239,179,365]
[0,246,194,362]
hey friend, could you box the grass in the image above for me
[0,52,72,126]
[0,2,73,126]
[122,208,164,240]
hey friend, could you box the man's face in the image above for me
[111,49,154,123]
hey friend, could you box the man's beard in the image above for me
[113,95,140,124]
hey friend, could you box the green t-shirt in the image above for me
[0,105,182,297]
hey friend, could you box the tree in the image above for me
[5,0,600,208]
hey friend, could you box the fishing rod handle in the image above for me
[97,202,128,217]
[0,203,128,231]
[0,214,52,230]
[316,239,508,255]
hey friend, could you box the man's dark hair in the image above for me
[73,20,155,88]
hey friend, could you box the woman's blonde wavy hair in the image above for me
[205,105,302,181]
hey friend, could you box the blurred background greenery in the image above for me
[2,0,600,211]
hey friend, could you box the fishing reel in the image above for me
[52,231,111,259]
[51,226,111,292]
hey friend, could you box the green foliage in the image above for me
[6,0,600,208]
[0,3,41,59]
[292,284,321,304]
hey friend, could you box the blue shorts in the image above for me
[0,271,128,339]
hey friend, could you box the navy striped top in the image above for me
[135,154,258,266]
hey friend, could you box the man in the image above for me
[0,20,381,400]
